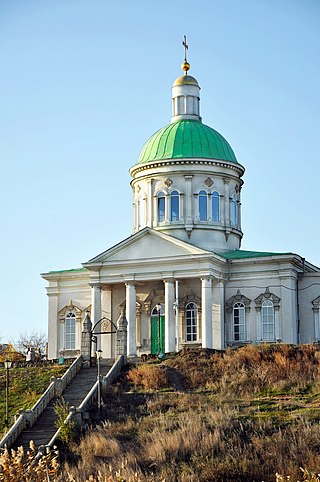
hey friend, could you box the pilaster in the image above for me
[126,282,137,356]
[91,285,101,350]
[201,277,213,348]
[164,279,175,353]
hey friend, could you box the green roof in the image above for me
[48,267,87,274]
[219,250,292,260]
[137,119,237,164]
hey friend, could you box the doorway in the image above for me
[151,304,165,354]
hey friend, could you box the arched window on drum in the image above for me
[170,191,180,221]
[212,191,220,222]
[199,190,207,221]
[157,192,165,223]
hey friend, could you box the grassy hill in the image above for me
[1,345,320,481]
[0,363,67,437]
[61,344,320,482]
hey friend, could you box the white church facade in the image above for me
[42,50,320,360]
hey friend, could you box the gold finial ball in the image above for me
[181,61,190,73]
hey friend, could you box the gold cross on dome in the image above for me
[182,35,188,62]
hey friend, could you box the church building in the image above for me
[42,44,320,360]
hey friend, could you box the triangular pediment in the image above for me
[83,228,211,265]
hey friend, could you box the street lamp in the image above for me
[155,303,162,355]
[96,349,103,410]
[4,360,12,428]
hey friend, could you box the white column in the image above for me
[223,179,230,225]
[91,285,101,350]
[165,193,170,223]
[184,175,193,224]
[147,179,153,227]
[101,288,112,359]
[175,280,180,352]
[237,201,242,230]
[126,282,137,356]
[201,277,213,348]
[212,280,225,349]
[164,279,175,353]
[208,193,212,221]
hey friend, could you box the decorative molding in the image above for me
[205,177,213,187]
[226,289,251,313]
[59,301,82,323]
[164,178,173,188]
[312,295,320,311]
[254,287,280,311]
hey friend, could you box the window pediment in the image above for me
[59,301,82,323]
[254,288,280,311]
[226,290,251,313]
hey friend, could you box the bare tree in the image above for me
[16,331,47,360]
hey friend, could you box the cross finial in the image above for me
[182,35,188,62]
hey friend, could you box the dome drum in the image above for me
[130,64,244,253]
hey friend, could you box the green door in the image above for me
[151,313,165,354]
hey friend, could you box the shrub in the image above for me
[126,365,168,390]
[54,398,78,443]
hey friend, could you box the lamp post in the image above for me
[96,349,103,410]
[156,303,161,355]
[4,360,12,428]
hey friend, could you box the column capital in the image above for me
[124,280,136,286]
[163,278,175,284]
[200,275,214,281]
[89,283,101,289]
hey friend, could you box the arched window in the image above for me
[170,191,179,221]
[212,191,220,222]
[233,302,245,341]
[157,192,165,222]
[230,195,237,225]
[65,312,76,350]
[261,300,275,341]
[185,302,198,342]
[199,190,207,221]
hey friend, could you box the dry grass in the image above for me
[0,441,59,481]
[61,400,320,482]
[126,364,168,390]
[3,344,320,481]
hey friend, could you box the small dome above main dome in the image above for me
[173,75,199,87]
[137,119,237,164]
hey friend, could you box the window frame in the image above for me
[185,302,198,342]
[157,191,165,223]
[212,191,220,222]
[65,312,76,350]
[170,190,180,222]
[198,190,208,221]
[230,194,237,226]
[233,302,245,342]
[261,300,275,341]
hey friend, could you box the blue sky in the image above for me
[0,0,319,343]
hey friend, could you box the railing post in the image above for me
[55,378,63,397]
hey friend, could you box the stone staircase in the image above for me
[13,362,112,451]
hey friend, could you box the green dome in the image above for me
[137,119,237,164]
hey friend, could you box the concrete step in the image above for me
[13,364,112,451]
